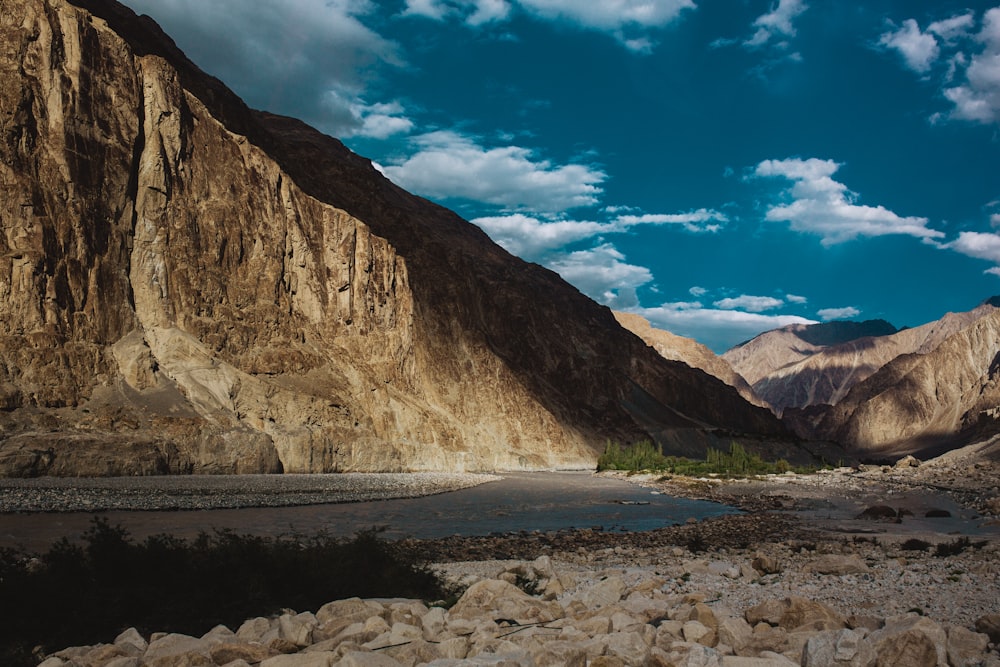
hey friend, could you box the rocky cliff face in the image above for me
[796,307,1000,457]
[0,0,790,475]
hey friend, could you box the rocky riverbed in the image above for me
[34,447,1000,667]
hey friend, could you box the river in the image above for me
[0,472,735,552]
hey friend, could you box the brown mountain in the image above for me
[723,309,994,415]
[792,306,1000,459]
[0,0,791,476]
[613,312,766,409]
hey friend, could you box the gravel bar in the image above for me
[0,472,500,512]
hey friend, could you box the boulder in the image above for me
[317,598,386,627]
[800,628,875,667]
[745,597,847,632]
[866,615,947,667]
[976,614,1000,644]
[947,625,990,667]
[576,576,628,609]
[530,640,587,667]
[209,641,279,665]
[751,554,781,575]
[450,579,564,625]
[141,633,214,667]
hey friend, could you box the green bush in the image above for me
[597,440,818,476]
[0,518,450,667]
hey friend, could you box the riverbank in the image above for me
[0,472,501,513]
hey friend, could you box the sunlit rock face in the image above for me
[0,0,788,476]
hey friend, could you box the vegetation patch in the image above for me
[0,518,451,667]
[933,536,988,558]
[598,440,820,476]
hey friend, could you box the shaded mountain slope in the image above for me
[613,312,766,409]
[0,0,791,475]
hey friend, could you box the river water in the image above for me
[0,472,734,552]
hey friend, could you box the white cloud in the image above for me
[471,208,728,260]
[631,303,816,352]
[882,8,1000,124]
[324,92,414,139]
[744,0,808,49]
[614,209,727,233]
[878,19,940,74]
[403,0,511,25]
[992,213,1000,228]
[929,13,975,42]
[518,0,694,31]
[471,214,610,259]
[945,230,1000,267]
[547,244,653,309]
[381,131,606,213]
[817,306,861,321]
[945,8,1000,123]
[120,0,403,136]
[689,286,707,297]
[752,158,945,245]
[713,295,784,312]
[405,0,695,51]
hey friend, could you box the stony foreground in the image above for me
[39,526,1000,667]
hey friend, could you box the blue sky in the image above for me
[120,0,1000,351]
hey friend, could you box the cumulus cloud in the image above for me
[882,8,1000,124]
[818,306,861,321]
[614,209,727,233]
[547,244,653,309]
[471,207,728,260]
[752,158,945,245]
[631,303,816,352]
[929,13,975,42]
[713,295,785,312]
[120,0,404,137]
[381,131,606,213]
[689,286,708,297]
[786,293,808,304]
[404,0,695,52]
[878,19,940,74]
[324,92,414,138]
[744,0,808,49]
[945,8,1000,123]
[944,231,1000,275]
[470,215,610,259]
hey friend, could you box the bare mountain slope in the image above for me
[798,308,1000,458]
[613,312,766,409]
[724,307,995,414]
[0,0,791,475]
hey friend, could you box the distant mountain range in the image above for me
[632,299,1000,461]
